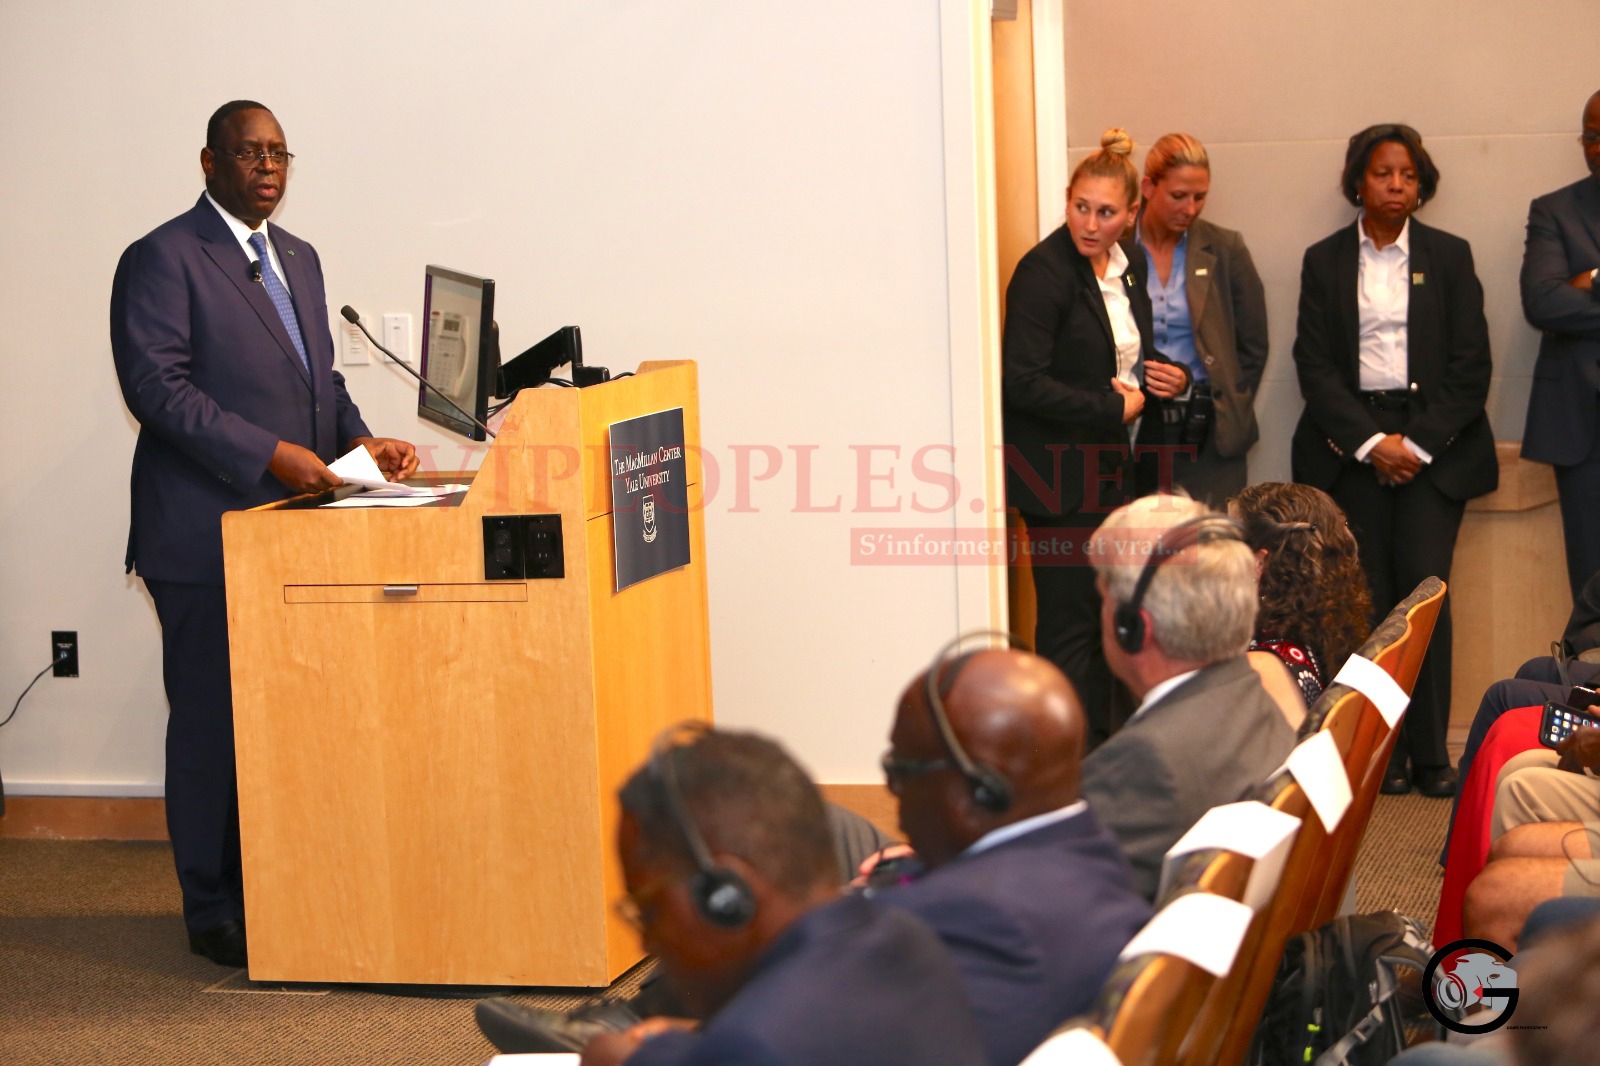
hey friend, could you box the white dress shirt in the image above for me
[962,800,1089,858]
[1352,215,1430,465]
[206,191,290,295]
[1127,668,1200,726]
[1096,242,1143,439]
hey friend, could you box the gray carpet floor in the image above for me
[0,793,1452,1065]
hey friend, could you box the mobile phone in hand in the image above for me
[1540,700,1600,749]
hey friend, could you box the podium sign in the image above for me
[609,407,691,591]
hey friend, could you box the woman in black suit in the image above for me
[1290,124,1497,797]
[1003,128,1188,747]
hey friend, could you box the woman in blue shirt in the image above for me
[1133,133,1270,506]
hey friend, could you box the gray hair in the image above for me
[1090,494,1257,663]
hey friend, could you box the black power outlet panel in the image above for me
[482,515,564,580]
[52,631,79,678]
[482,517,524,580]
[522,515,564,579]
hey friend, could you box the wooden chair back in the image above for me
[1085,848,1256,1066]
[1309,578,1446,926]
[1193,773,1319,1066]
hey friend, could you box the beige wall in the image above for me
[0,0,994,794]
[1059,0,1600,484]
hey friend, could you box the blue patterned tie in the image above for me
[248,231,309,373]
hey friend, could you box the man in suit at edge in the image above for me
[110,100,418,968]
[872,643,1153,1066]
[578,727,986,1066]
[1079,494,1297,900]
[1521,89,1600,601]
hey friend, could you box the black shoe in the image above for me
[476,997,642,1054]
[1415,765,1459,798]
[1380,762,1412,795]
[188,918,248,969]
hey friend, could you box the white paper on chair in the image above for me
[1276,730,1352,832]
[1116,892,1254,978]
[485,1056,579,1066]
[1018,1027,1123,1066]
[1333,654,1409,728]
[1159,801,1302,911]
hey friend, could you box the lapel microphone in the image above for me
[248,260,263,284]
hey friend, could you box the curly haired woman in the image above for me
[1230,482,1372,727]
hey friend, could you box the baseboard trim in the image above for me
[0,796,169,841]
[4,787,895,844]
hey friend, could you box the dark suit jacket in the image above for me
[877,809,1153,1066]
[1289,218,1496,502]
[1003,225,1186,519]
[1177,218,1270,458]
[1080,656,1296,900]
[1521,177,1600,467]
[625,895,987,1066]
[111,195,370,586]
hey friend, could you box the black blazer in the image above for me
[1520,177,1600,467]
[1289,218,1496,502]
[111,195,371,585]
[1003,225,1183,518]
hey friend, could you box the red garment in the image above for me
[1434,704,1544,943]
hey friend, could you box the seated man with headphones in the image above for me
[573,726,987,1066]
[872,639,1153,1066]
[1081,493,1298,900]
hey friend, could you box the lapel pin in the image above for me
[1124,273,1137,287]
[1195,267,1208,276]
[1412,272,1424,285]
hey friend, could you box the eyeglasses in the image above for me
[880,749,953,793]
[214,147,295,167]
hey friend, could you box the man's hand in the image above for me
[851,844,916,888]
[1570,269,1595,292]
[350,436,420,481]
[1112,378,1145,424]
[268,440,342,494]
[1369,434,1421,486]
[580,1018,698,1066]
[1556,725,1600,774]
[1143,361,1188,400]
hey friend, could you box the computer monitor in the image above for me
[418,265,499,442]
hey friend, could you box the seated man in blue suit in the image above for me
[111,100,418,967]
[578,727,986,1066]
[870,643,1153,1066]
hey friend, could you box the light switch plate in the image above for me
[382,313,413,363]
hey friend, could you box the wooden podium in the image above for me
[221,360,712,986]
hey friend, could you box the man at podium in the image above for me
[109,99,417,968]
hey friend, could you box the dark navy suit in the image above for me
[877,807,1153,1066]
[626,895,986,1066]
[1520,177,1600,600]
[111,194,369,933]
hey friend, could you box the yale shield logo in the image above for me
[1423,938,1519,1034]
[642,494,658,543]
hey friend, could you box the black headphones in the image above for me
[650,722,758,929]
[1111,516,1246,655]
[923,630,1030,814]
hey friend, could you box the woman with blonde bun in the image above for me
[1134,133,1269,505]
[1003,128,1191,747]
